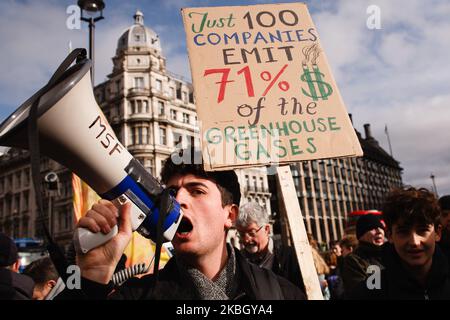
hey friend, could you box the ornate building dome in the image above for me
[116,10,161,54]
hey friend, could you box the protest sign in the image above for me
[182,3,362,171]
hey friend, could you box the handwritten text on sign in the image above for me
[182,3,362,170]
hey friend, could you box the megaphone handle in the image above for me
[73,225,118,254]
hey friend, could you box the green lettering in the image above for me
[205,127,222,144]
[289,138,303,155]
[288,120,302,134]
[235,143,250,160]
[317,118,327,132]
[224,126,237,143]
[306,137,317,153]
[189,12,208,33]
[273,139,287,158]
[249,126,259,140]
[237,126,248,140]
[303,119,316,133]
[275,121,289,136]
[328,117,341,131]
[257,141,270,160]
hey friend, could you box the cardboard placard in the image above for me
[182,3,362,171]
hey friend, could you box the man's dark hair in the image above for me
[382,187,441,231]
[160,148,241,207]
[23,257,59,286]
[438,195,450,217]
[340,235,358,250]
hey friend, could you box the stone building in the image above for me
[0,11,271,246]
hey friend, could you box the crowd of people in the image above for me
[1,149,449,300]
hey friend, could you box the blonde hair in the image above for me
[311,247,330,275]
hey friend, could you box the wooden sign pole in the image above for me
[276,165,323,300]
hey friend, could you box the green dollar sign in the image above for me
[300,66,333,101]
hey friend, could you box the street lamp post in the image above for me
[430,173,438,196]
[77,0,105,84]
[44,172,60,236]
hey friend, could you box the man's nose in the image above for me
[408,232,421,247]
[175,188,189,209]
[241,233,252,243]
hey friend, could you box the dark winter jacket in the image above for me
[341,241,384,293]
[348,243,450,300]
[57,247,306,300]
[438,241,450,273]
[246,242,306,294]
[271,245,305,293]
[0,268,35,300]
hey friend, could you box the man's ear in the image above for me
[264,224,271,235]
[12,260,20,273]
[225,204,238,229]
[47,280,57,289]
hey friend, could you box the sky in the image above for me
[0,0,449,195]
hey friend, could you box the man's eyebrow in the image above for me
[184,181,209,189]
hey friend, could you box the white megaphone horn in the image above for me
[0,49,182,254]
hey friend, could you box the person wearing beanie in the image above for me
[0,233,35,300]
[341,214,386,295]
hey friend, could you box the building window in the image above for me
[143,100,149,113]
[158,101,165,115]
[182,113,190,124]
[156,79,162,91]
[137,127,144,144]
[135,34,141,41]
[170,109,177,120]
[136,100,142,113]
[0,178,3,194]
[15,172,21,190]
[131,126,148,145]
[182,91,188,103]
[22,220,28,236]
[134,77,144,89]
[13,194,20,214]
[23,169,30,187]
[260,177,264,191]
[159,128,167,145]
[22,191,29,211]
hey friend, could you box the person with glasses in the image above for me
[236,202,306,294]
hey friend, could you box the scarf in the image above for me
[176,245,237,300]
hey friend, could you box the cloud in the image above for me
[309,0,450,194]
[1,0,448,196]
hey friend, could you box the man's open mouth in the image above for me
[176,217,193,236]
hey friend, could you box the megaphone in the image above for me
[0,49,183,253]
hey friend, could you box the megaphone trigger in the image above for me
[74,225,119,254]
